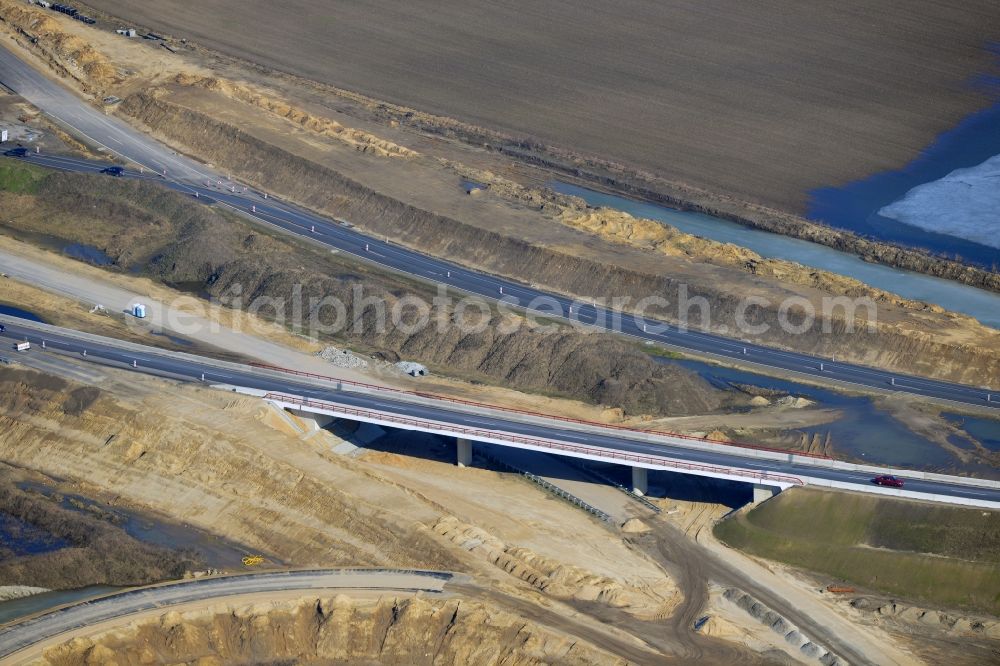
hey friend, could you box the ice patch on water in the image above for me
[878,154,1000,250]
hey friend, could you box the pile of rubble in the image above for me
[318,346,368,369]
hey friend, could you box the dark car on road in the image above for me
[100,166,125,176]
[872,475,904,488]
[4,147,28,157]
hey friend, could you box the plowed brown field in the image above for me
[83,0,1000,210]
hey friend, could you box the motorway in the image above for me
[0,569,454,662]
[2,319,999,506]
[0,43,996,413]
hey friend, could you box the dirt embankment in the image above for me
[714,487,1000,615]
[0,165,730,417]
[447,161,955,311]
[0,0,417,160]
[113,92,1000,387]
[434,515,677,618]
[39,594,625,666]
[0,366,461,571]
[174,73,417,158]
[841,595,1000,666]
[0,366,678,614]
[0,0,120,93]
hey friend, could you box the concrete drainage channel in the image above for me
[479,452,613,523]
[723,589,845,665]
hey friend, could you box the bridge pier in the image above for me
[752,483,780,504]
[631,467,649,496]
[456,437,473,467]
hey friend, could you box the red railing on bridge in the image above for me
[265,392,805,487]
[250,361,830,460]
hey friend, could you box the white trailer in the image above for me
[14,341,30,352]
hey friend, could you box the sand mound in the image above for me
[433,515,676,615]
[620,518,652,533]
[0,0,122,92]
[174,73,417,158]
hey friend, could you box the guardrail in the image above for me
[250,362,832,460]
[480,451,613,522]
[266,392,805,487]
[5,318,997,494]
[560,457,663,514]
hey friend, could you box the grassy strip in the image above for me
[637,342,686,360]
[715,488,1000,613]
[0,161,47,194]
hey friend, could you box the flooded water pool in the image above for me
[807,99,1000,268]
[0,304,45,323]
[943,412,1000,453]
[0,514,68,556]
[665,358,965,471]
[62,243,114,266]
[16,481,257,569]
[551,181,1000,328]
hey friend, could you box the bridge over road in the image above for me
[2,318,998,509]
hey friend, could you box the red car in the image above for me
[872,475,904,488]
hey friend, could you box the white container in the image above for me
[132,303,147,318]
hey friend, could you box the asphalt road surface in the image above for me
[2,319,997,506]
[0,44,996,413]
[0,569,454,661]
[0,48,1000,410]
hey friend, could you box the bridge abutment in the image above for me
[287,409,335,432]
[456,437,473,467]
[752,483,780,504]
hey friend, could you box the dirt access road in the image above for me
[629,520,913,666]
[84,0,1000,210]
